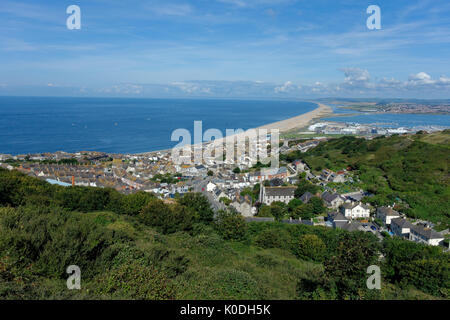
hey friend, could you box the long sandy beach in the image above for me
[256,102,333,133]
[162,102,334,155]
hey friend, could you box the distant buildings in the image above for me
[340,202,371,219]
[307,121,418,137]
[260,186,297,205]
[390,217,445,246]
[390,217,413,238]
[376,206,401,225]
[409,225,445,246]
[321,191,345,209]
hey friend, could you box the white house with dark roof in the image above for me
[390,217,413,238]
[321,191,345,209]
[328,212,348,228]
[260,186,297,205]
[409,225,444,246]
[376,206,401,225]
[340,202,371,219]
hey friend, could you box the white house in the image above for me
[390,218,413,238]
[340,202,371,219]
[409,225,445,246]
[376,206,401,225]
[206,181,217,192]
[321,191,345,209]
[260,186,297,205]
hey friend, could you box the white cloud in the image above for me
[274,81,294,93]
[408,72,435,85]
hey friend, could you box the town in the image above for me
[1,132,447,250]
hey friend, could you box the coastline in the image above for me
[255,102,333,133]
[142,102,334,155]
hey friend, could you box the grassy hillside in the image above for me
[0,168,448,300]
[283,131,450,227]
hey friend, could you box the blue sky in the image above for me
[0,0,449,98]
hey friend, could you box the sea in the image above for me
[323,104,450,129]
[0,97,317,155]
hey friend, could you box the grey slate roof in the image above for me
[331,212,348,222]
[411,225,444,240]
[265,186,297,197]
[377,206,400,216]
[342,202,370,210]
[391,218,413,229]
[322,191,342,203]
[300,191,313,203]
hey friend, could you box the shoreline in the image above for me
[140,102,334,155]
[1,102,334,157]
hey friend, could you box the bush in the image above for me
[209,269,260,299]
[94,262,176,300]
[293,234,326,262]
[139,199,194,234]
[119,191,155,216]
[214,210,248,241]
[254,228,291,250]
[177,193,214,223]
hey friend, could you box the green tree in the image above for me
[269,202,287,221]
[120,191,155,216]
[178,193,214,223]
[287,198,303,213]
[139,199,194,234]
[294,179,320,198]
[293,204,314,220]
[254,228,291,250]
[309,197,326,215]
[293,234,326,262]
[324,232,380,299]
[257,205,272,217]
[214,210,247,241]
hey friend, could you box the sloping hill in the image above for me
[286,131,450,227]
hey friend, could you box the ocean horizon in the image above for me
[0,96,317,155]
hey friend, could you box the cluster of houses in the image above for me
[376,207,446,246]
[254,183,446,247]
[2,137,447,249]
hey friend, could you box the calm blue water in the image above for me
[0,97,317,155]
[324,104,450,128]
[323,113,450,128]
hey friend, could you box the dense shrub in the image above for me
[177,193,214,223]
[323,232,380,299]
[139,199,194,234]
[293,234,326,262]
[382,237,449,297]
[254,228,291,250]
[94,262,176,300]
[209,269,261,299]
[214,210,248,241]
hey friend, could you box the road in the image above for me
[190,177,227,213]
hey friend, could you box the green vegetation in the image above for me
[151,173,181,184]
[0,168,448,300]
[283,131,450,227]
